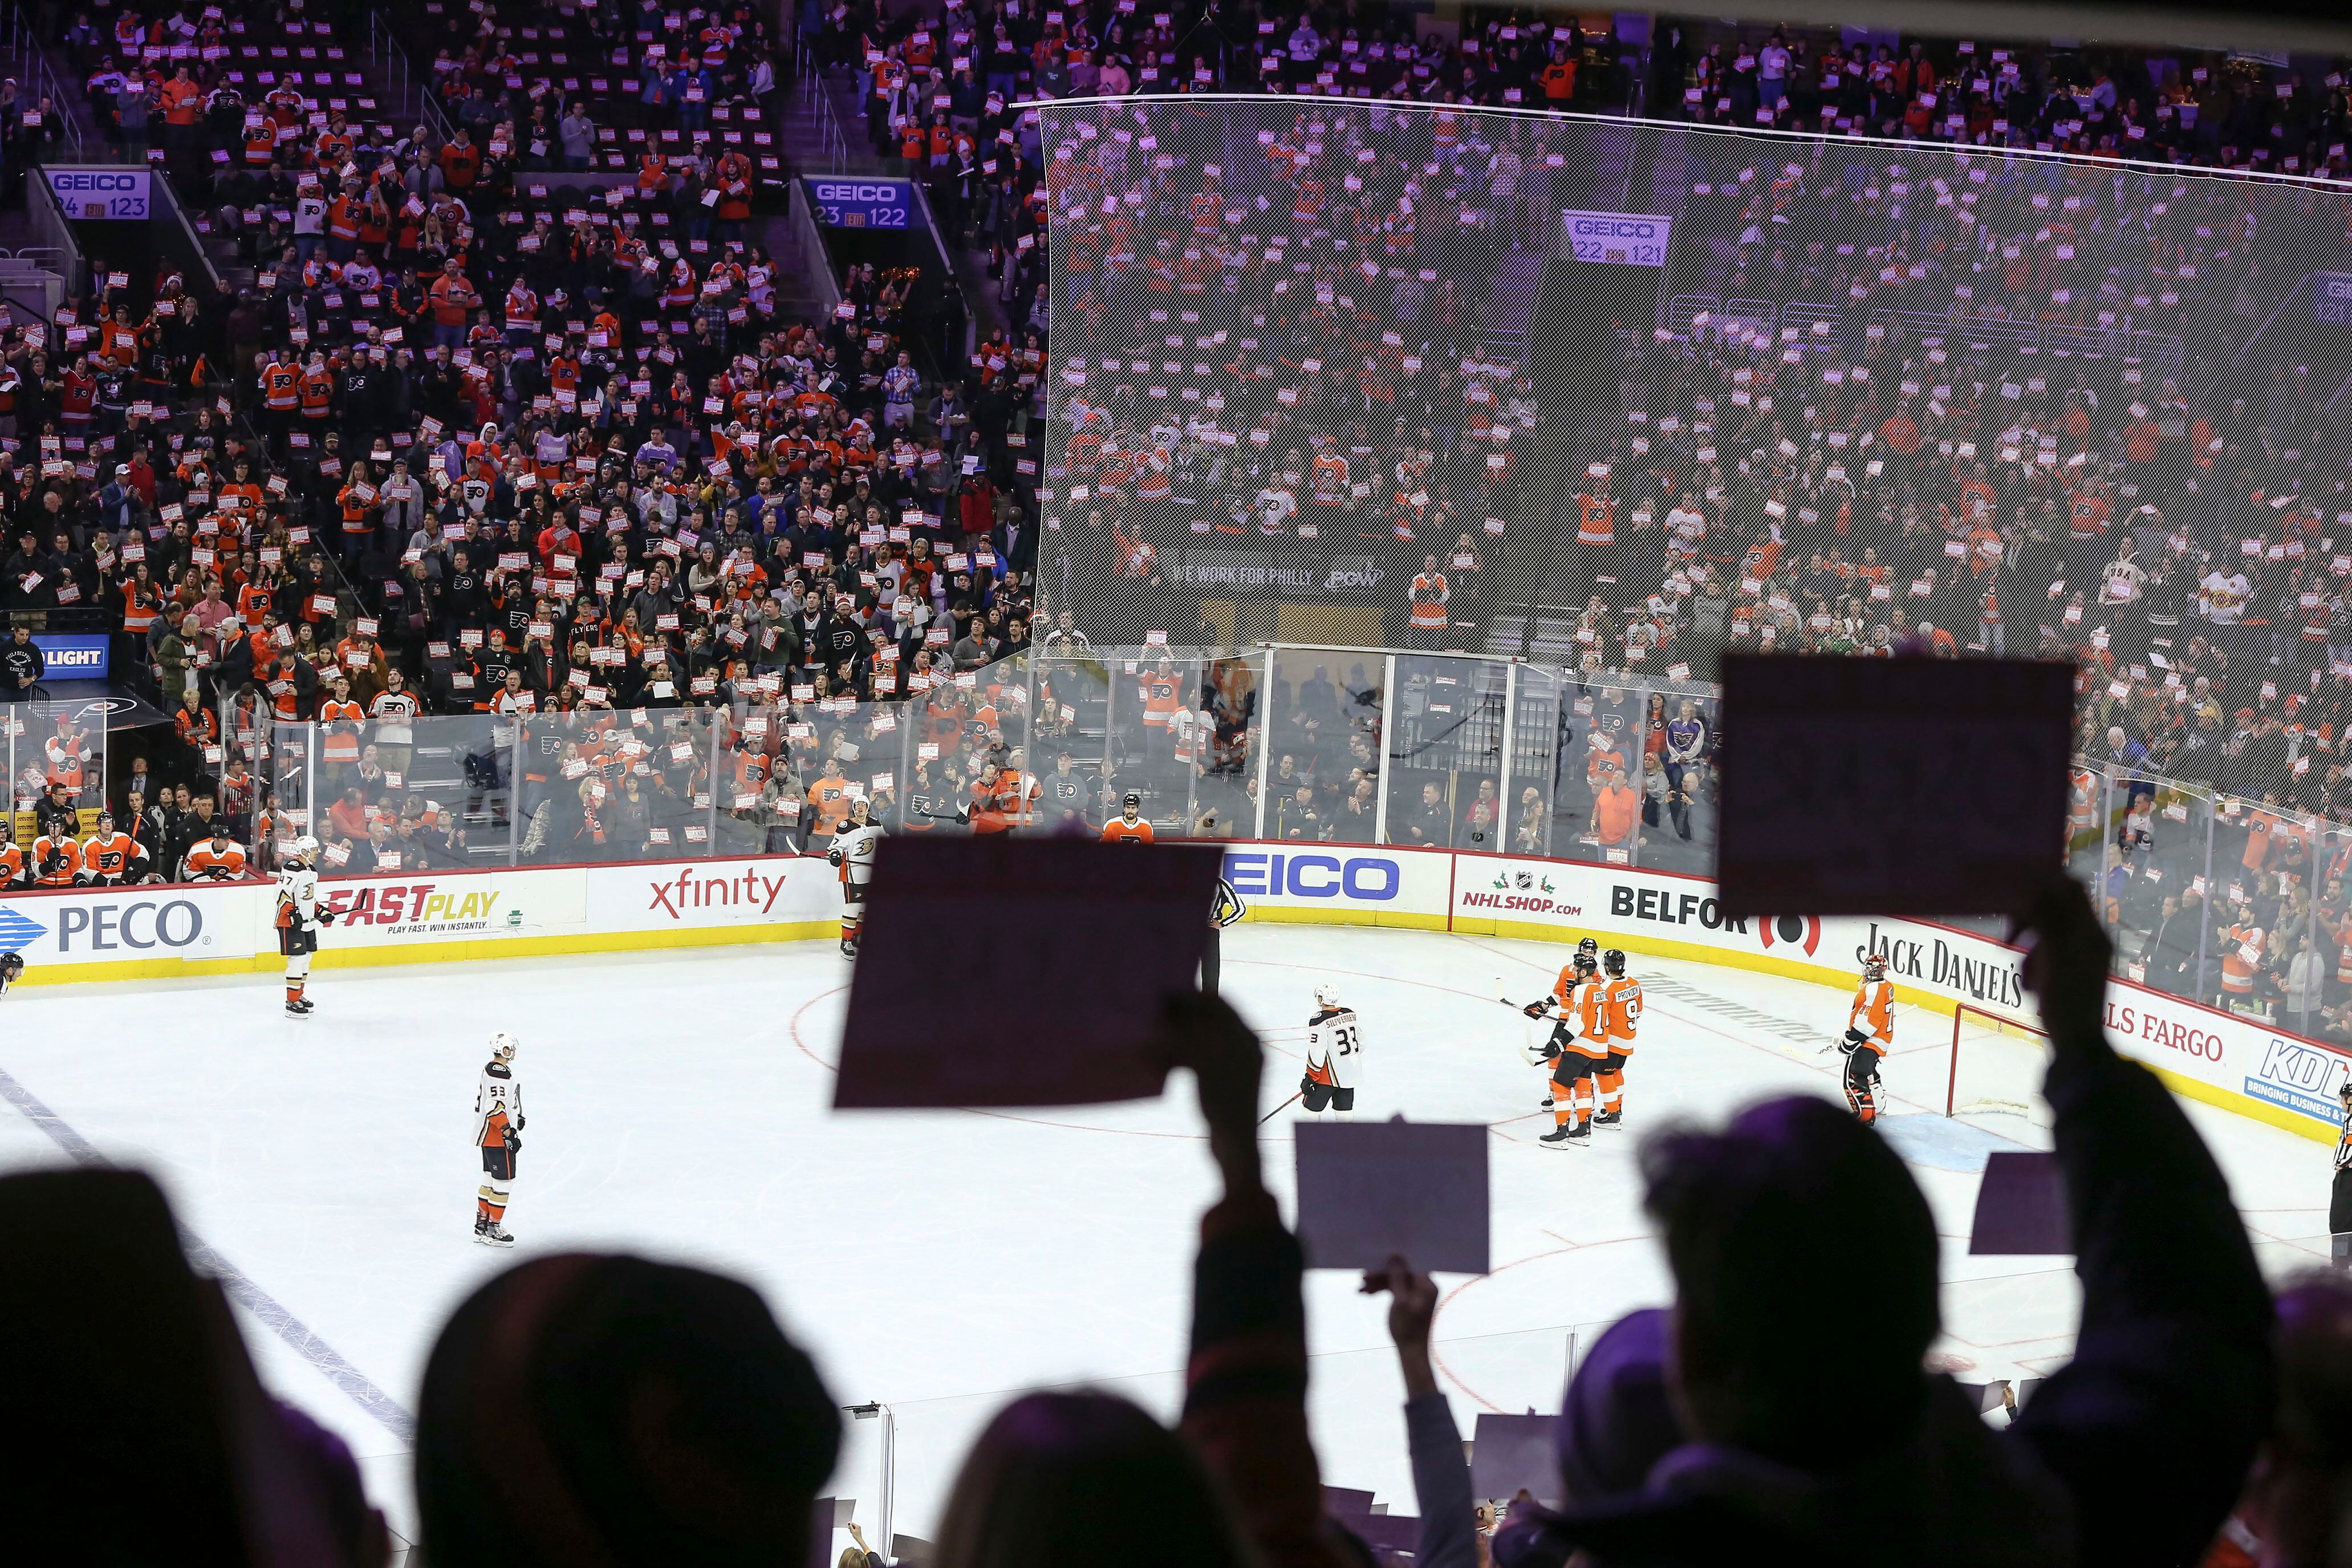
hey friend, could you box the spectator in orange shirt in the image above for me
[1594,766,1639,847]
[428,259,479,351]
[438,128,483,193]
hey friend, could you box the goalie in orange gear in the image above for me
[1841,953,1894,1123]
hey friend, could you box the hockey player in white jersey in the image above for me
[827,797,884,956]
[1300,980,1361,1119]
[473,1031,523,1246]
[273,836,336,1017]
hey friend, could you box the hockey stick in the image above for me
[1258,1090,1302,1125]
[1498,977,1558,1067]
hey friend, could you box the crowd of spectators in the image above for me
[15,883,2349,1568]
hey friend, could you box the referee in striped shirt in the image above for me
[1203,872,1245,997]
[2334,1078,2352,1269]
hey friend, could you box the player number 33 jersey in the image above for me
[1304,1006,1360,1090]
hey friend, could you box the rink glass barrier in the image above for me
[821,1322,1622,1562]
[1033,93,2352,820]
[5,695,108,831]
[229,639,2345,1031]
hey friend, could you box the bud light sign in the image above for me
[1562,209,1672,267]
[31,634,108,677]
[807,178,921,230]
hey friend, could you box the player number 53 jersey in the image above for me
[475,1061,521,1148]
[1305,1006,1360,1090]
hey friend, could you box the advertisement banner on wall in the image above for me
[587,856,838,931]
[317,867,589,949]
[0,882,261,969]
[1220,844,1452,929]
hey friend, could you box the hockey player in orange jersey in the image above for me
[1595,948,1643,1127]
[1841,953,1896,1122]
[1525,940,1608,1147]
[1101,790,1155,843]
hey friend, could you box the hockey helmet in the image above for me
[489,1031,519,1063]
[1576,936,1599,957]
[0,952,21,981]
[1573,951,1598,976]
[293,834,321,862]
[1861,952,1888,982]
[1602,948,1626,977]
[1315,979,1343,1010]
[1121,791,1142,817]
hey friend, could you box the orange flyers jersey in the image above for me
[0,843,20,883]
[1849,978,1894,1049]
[185,842,247,881]
[1101,818,1154,843]
[1568,980,1610,1055]
[1603,976,1643,1044]
[30,835,81,885]
[84,833,139,879]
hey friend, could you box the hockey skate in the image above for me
[474,1218,515,1248]
[1539,1123,1592,1149]
[839,938,859,958]
[1539,1096,1554,1109]
[285,997,313,1017]
[1594,1110,1623,1128]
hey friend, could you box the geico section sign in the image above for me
[1222,846,1449,928]
[588,856,838,929]
[1562,208,1672,266]
[805,177,919,229]
[47,166,149,219]
[0,883,261,966]
[318,868,587,945]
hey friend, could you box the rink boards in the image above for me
[2,843,2343,1142]
[0,856,841,981]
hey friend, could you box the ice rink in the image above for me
[0,923,2336,1552]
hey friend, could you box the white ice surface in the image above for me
[0,924,2333,1549]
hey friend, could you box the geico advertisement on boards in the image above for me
[0,883,261,966]
[1220,844,1449,924]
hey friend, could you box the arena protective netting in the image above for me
[1033,95,2352,686]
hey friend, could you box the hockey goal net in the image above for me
[1946,1004,2055,1132]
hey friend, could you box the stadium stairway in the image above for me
[778,57,1008,338]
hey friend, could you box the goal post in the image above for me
[1947,1002,2054,1128]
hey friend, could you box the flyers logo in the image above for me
[1757,914,1822,957]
